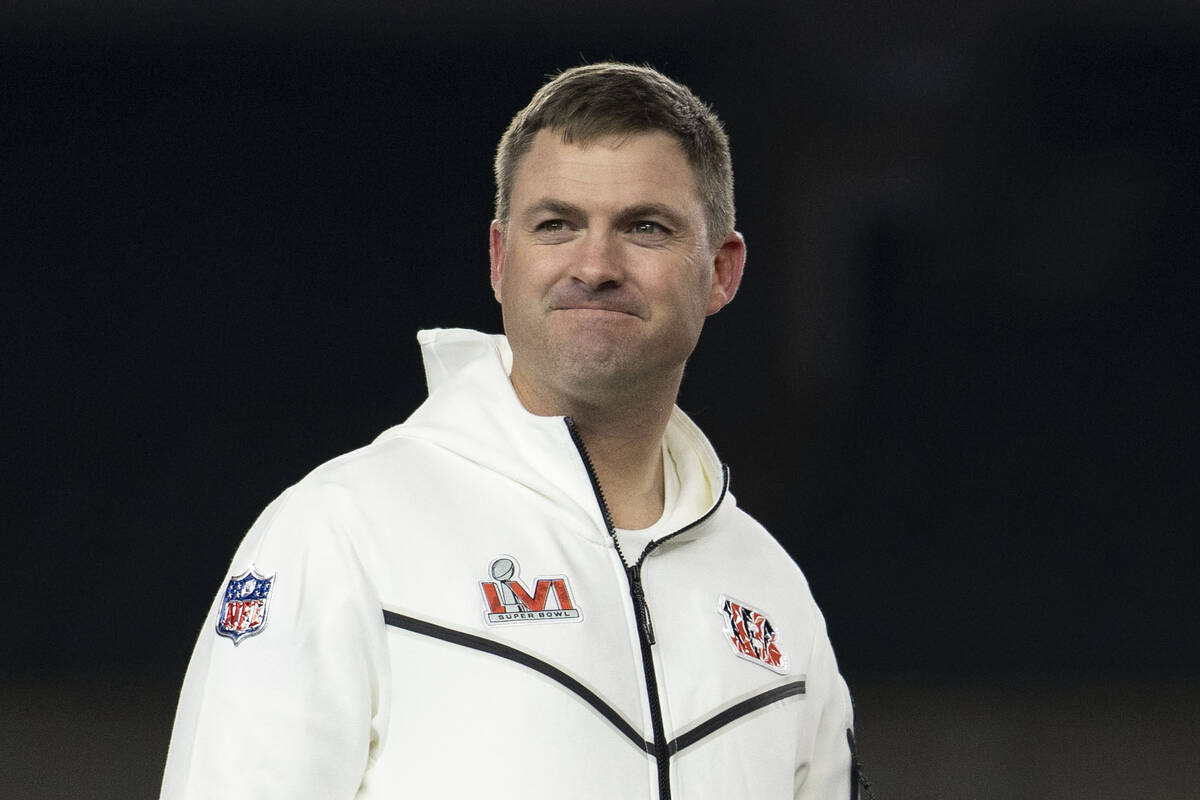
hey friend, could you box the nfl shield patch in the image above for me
[717,595,788,674]
[216,566,275,645]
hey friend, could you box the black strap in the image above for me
[847,727,876,800]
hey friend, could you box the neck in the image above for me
[510,363,680,530]
[570,405,670,531]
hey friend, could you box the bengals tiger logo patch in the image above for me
[717,595,788,674]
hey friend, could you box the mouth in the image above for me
[546,284,645,319]
[552,305,642,320]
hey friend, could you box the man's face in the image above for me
[489,129,744,411]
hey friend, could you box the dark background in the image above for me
[4,2,1197,797]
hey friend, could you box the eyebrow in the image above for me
[520,198,585,224]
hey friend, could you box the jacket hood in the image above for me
[375,328,726,543]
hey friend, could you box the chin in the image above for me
[562,339,686,385]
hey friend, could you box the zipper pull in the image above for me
[629,567,657,645]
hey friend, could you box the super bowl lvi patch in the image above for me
[717,594,788,674]
[216,566,275,645]
[479,555,582,625]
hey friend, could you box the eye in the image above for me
[535,219,567,233]
[631,221,673,237]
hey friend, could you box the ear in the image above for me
[705,231,746,315]
[489,220,506,302]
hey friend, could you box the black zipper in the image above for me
[565,417,672,799]
[564,417,730,800]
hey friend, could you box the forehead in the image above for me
[509,129,702,213]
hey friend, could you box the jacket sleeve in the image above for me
[160,483,390,800]
[795,614,856,800]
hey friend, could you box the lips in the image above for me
[555,303,639,316]
[547,286,643,318]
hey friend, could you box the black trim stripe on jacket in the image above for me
[382,609,806,757]
[668,680,807,754]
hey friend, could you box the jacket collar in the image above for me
[377,328,726,544]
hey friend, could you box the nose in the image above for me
[571,230,625,291]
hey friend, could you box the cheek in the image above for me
[498,261,555,319]
[497,255,531,299]
[683,268,718,317]
[501,249,560,294]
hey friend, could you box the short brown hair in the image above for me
[494,62,735,246]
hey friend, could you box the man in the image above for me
[161,62,858,799]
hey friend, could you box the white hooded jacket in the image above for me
[161,328,855,799]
